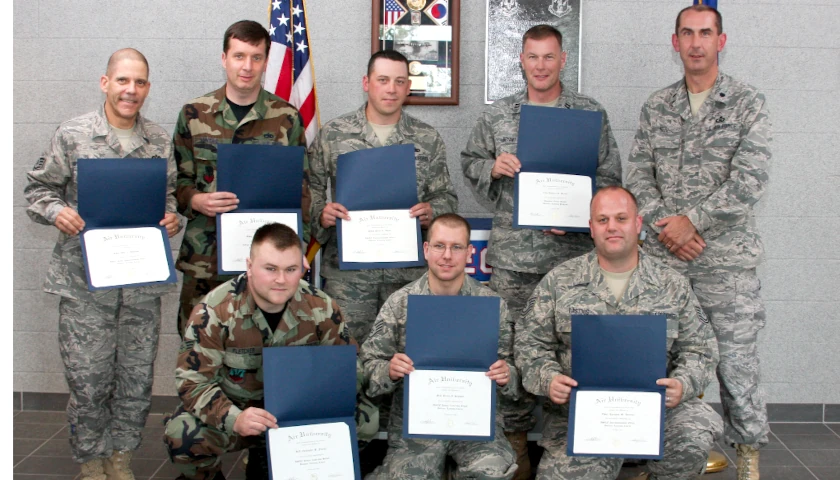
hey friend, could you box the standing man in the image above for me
[24,48,181,480]
[516,187,723,479]
[361,214,518,479]
[164,223,377,480]
[174,20,311,337]
[625,6,770,478]
[461,24,622,477]
[309,50,458,345]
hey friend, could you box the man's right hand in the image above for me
[233,407,278,437]
[548,374,578,405]
[490,153,521,179]
[190,191,239,217]
[320,202,350,228]
[389,353,414,381]
[55,207,85,235]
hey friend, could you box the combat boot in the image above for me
[103,449,136,480]
[79,458,107,480]
[736,443,760,480]
[628,473,650,480]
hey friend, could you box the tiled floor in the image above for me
[12,410,840,479]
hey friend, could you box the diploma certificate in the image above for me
[572,391,662,457]
[407,370,492,437]
[341,209,419,263]
[83,227,171,288]
[517,172,591,228]
[219,212,300,272]
[268,422,355,480]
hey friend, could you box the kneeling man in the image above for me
[516,187,723,480]
[361,213,518,479]
[164,223,376,480]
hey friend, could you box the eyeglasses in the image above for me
[429,243,468,255]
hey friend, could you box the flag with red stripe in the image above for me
[265,0,319,147]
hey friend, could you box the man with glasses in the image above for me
[360,213,519,479]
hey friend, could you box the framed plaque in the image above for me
[485,0,582,103]
[371,0,460,105]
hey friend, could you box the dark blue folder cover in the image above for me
[567,314,667,459]
[335,144,423,270]
[403,295,500,441]
[513,105,602,232]
[216,144,305,274]
[76,158,177,290]
[263,345,361,480]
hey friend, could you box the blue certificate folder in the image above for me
[263,345,361,480]
[567,315,667,459]
[335,144,423,270]
[403,295,500,441]
[215,144,305,274]
[512,105,603,232]
[76,157,177,290]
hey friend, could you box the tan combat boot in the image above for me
[103,450,136,480]
[79,458,107,480]
[735,443,760,480]
[628,473,650,480]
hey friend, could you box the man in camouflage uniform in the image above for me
[460,24,622,477]
[164,223,377,480]
[174,20,311,337]
[361,214,518,479]
[24,49,181,480]
[516,187,723,479]
[310,49,458,345]
[624,6,771,478]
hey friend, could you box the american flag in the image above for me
[265,0,319,146]
[384,0,406,25]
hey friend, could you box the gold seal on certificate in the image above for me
[407,0,427,11]
[409,61,423,75]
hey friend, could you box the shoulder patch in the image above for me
[522,296,537,318]
[179,340,196,353]
[695,306,709,324]
[33,157,46,170]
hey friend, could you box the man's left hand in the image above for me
[160,213,179,238]
[543,229,567,236]
[655,215,697,251]
[409,202,433,228]
[487,359,511,386]
[656,378,684,408]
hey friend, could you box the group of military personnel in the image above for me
[25,4,770,480]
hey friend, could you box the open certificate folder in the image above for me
[263,345,361,480]
[336,144,424,270]
[513,105,603,232]
[403,296,500,441]
[567,315,667,459]
[77,158,177,290]
[215,144,305,274]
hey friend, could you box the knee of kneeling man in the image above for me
[460,456,519,480]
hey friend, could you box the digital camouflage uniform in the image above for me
[24,106,179,463]
[163,274,378,479]
[460,87,623,461]
[360,273,518,480]
[174,85,311,337]
[516,249,723,479]
[625,72,771,448]
[310,103,458,345]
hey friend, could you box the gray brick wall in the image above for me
[13,0,839,402]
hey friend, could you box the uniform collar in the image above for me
[212,85,272,127]
[410,271,479,297]
[234,274,304,344]
[572,249,664,306]
[508,83,577,115]
[91,104,150,154]
[670,71,733,120]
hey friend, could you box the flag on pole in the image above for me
[693,0,718,8]
[266,0,323,283]
[265,0,319,147]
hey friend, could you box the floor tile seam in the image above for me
[14,426,65,469]
[785,447,824,475]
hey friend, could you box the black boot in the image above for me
[244,447,269,480]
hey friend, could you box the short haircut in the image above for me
[224,20,271,56]
[428,213,471,242]
[675,5,723,35]
[522,24,563,51]
[105,48,149,77]
[590,186,639,214]
[367,50,410,76]
[250,223,302,255]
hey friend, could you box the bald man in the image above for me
[25,48,180,480]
